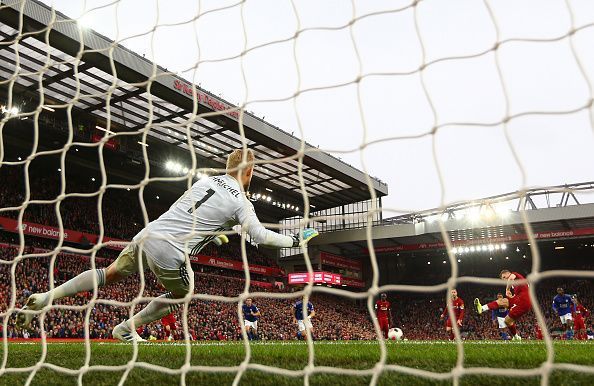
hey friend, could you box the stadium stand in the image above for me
[2,239,592,341]
[2,161,593,341]
[1,129,593,343]
[0,241,374,341]
[2,161,593,342]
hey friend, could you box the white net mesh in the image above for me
[1,0,594,385]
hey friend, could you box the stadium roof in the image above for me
[311,182,594,257]
[0,0,388,217]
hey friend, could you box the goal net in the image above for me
[1,0,594,385]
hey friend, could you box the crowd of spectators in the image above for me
[2,242,592,341]
[0,242,374,341]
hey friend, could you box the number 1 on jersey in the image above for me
[188,188,215,214]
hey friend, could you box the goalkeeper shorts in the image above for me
[114,243,192,297]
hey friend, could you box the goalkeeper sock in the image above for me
[126,292,180,329]
[48,269,107,300]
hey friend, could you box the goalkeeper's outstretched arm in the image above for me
[235,201,318,248]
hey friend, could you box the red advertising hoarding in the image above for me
[340,276,366,288]
[91,133,119,151]
[173,80,239,119]
[190,254,284,277]
[364,227,594,254]
[320,251,362,271]
[0,217,126,249]
[288,272,342,286]
[0,217,284,277]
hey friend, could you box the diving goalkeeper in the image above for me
[17,149,318,342]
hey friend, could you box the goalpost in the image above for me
[1,0,594,385]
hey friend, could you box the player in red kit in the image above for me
[161,312,177,341]
[572,295,590,341]
[374,293,392,339]
[474,270,532,341]
[440,289,464,340]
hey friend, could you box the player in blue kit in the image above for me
[491,293,510,340]
[552,287,575,340]
[242,298,261,340]
[293,299,315,340]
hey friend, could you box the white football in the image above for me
[387,328,403,341]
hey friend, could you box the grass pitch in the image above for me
[1,340,593,385]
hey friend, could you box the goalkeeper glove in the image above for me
[291,228,319,247]
[212,234,229,246]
